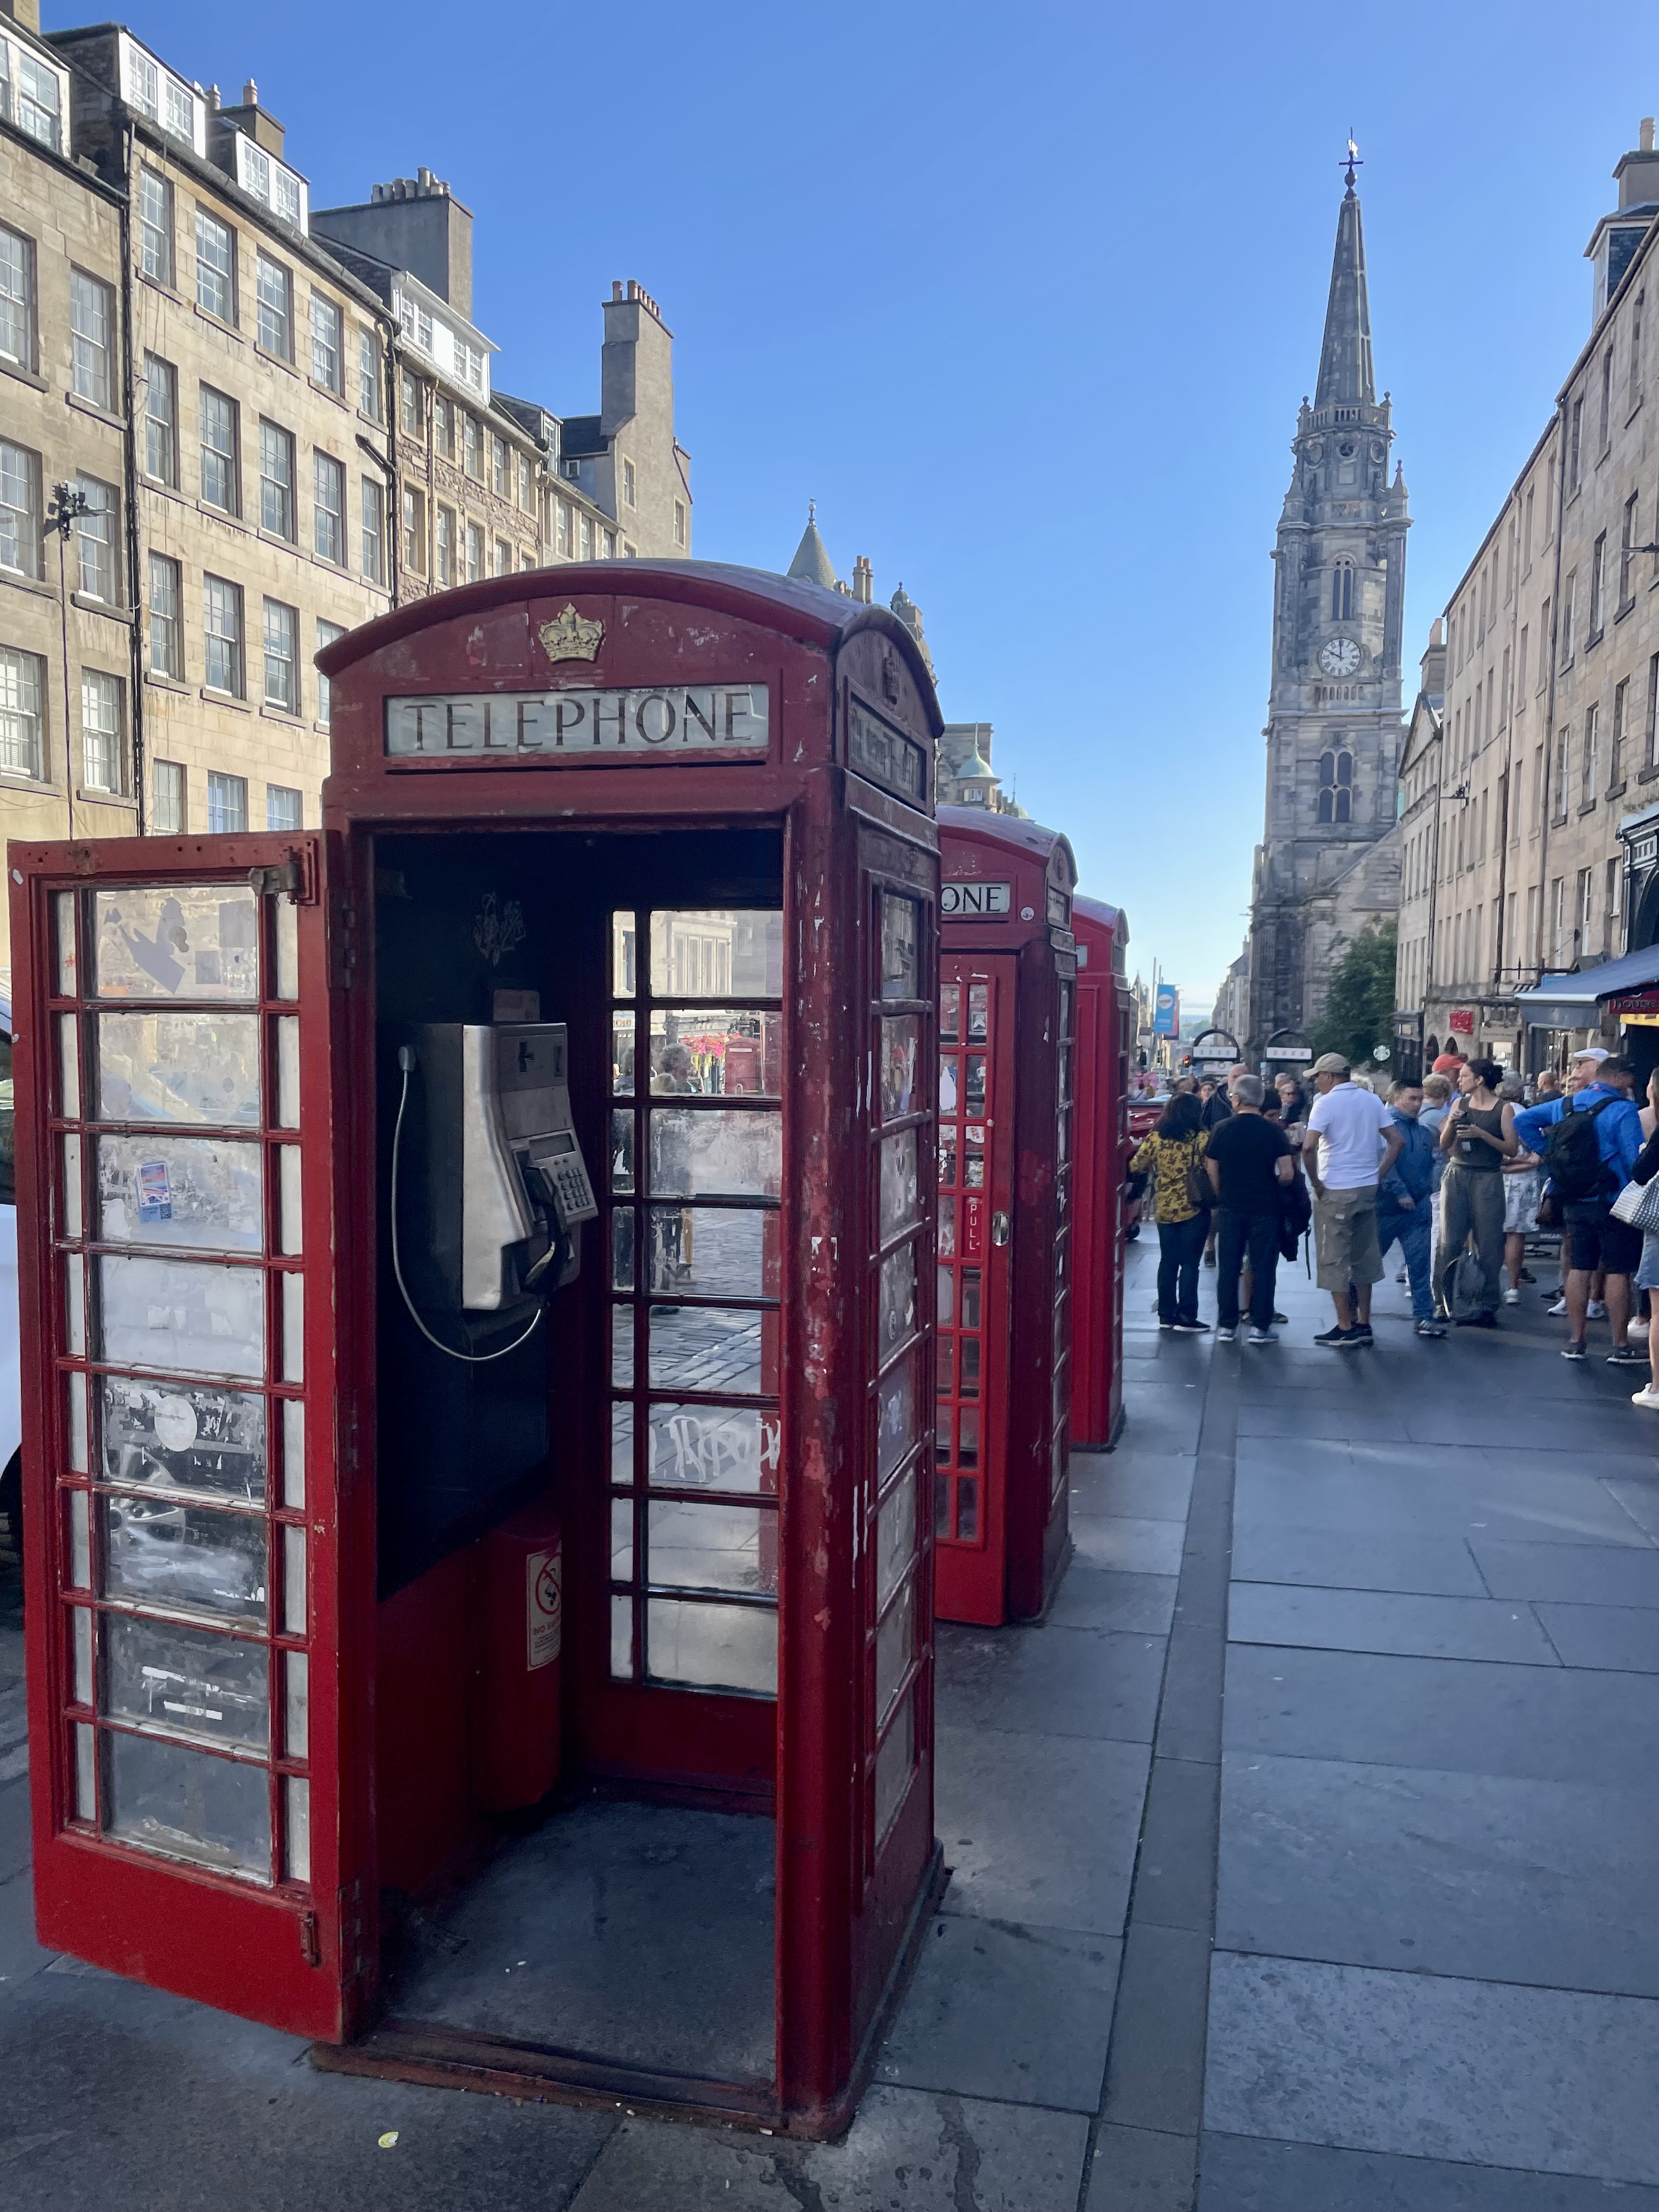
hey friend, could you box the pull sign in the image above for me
[527,1545,562,1670]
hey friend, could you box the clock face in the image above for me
[1319,637,1362,678]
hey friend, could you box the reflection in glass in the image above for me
[879,1130,919,1242]
[958,1408,980,1469]
[967,985,989,1041]
[879,895,919,1001]
[56,889,78,995]
[879,1242,917,1357]
[876,1576,915,1722]
[957,1474,979,1539]
[104,1728,272,1879]
[75,1722,95,1819]
[880,1017,919,1121]
[281,1398,304,1510]
[963,1135,985,1189]
[610,1110,634,1194]
[648,1205,778,1299]
[611,1306,634,1388]
[611,1208,635,1291]
[611,1012,635,1095]
[876,1466,917,1609]
[279,1148,302,1256]
[939,1056,958,1116]
[874,1689,915,1844]
[961,1268,981,1331]
[611,1496,634,1582]
[936,1265,954,1329]
[939,1129,957,1188]
[97,1011,261,1126]
[648,1305,774,1396]
[878,1354,917,1480]
[284,1650,308,1757]
[646,1498,777,1596]
[67,1486,90,1584]
[284,1775,311,1882]
[59,1014,81,1118]
[100,1376,267,1503]
[938,1197,956,1257]
[611,1401,634,1483]
[103,1611,269,1750]
[645,1402,780,1493]
[611,911,637,999]
[940,983,960,1043]
[610,1595,634,1679]
[93,885,259,1002]
[98,1134,262,1253]
[966,1056,987,1113]
[650,911,782,999]
[61,1133,83,1238]
[646,1596,777,1695]
[936,1336,954,1397]
[648,1009,781,1097]
[66,1369,88,1472]
[100,1491,267,1623]
[281,1273,303,1385]
[73,1605,93,1703]
[275,1018,300,1129]
[960,1336,981,1398]
[275,897,299,1001]
[648,1108,781,1200]
[65,1251,86,1356]
[283,1523,306,1637]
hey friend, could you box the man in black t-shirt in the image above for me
[1205,1074,1295,1342]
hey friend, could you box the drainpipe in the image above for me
[1534,397,1571,983]
[116,122,144,831]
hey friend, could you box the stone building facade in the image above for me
[1245,162,1410,1057]
[1392,120,1659,1071]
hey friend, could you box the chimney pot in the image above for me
[242,78,257,105]
[208,83,220,109]
[1643,117,1657,154]
[612,280,623,301]
[417,166,433,190]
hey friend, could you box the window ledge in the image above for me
[0,771,57,795]
[144,672,189,693]
[199,687,251,712]
[70,592,133,624]
[0,567,57,601]
[1585,627,1604,651]
[197,500,249,532]
[1578,799,1599,817]
[1616,597,1637,624]
[0,354,48,394]
[254,342,298,380]
[256,526,300,556]
[140,473,187,506]
[137,272,183,307]
[312,720,331,736]
[65,391,125,430]
[310,550,347,577]
[308,376,348,410]
[1607,780,1628,801]
[77,787,136,810]
[1639,763,1659,785]
[259,704,304,725]
[357,407,384,431]
[193,302,243,342]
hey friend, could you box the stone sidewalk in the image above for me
[0,1234,1654,2207]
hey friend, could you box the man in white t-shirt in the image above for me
[1301,1053,1403,1348]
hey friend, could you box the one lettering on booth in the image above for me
[386,684,770,761]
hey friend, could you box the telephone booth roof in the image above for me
[937,804,1077,878]
[1074,893,1126,939]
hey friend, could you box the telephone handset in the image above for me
[390,1021,597,1365]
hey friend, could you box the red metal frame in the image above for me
[1071,896,1132,1451]
[934,807,1078,1626]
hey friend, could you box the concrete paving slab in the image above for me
[1231,1438,1358,1477]
[934,1724,1149,1938]
[1103,1922,1212,2136]
[1534,1601,1659,1672]
[874,1912,1120,2111]
[1469,1538,1659,1606]
[1198,2130,1659,2210]
[1223,1642,1659,1784]
[1156,1622,1226,1764]
[1608,1479,1659,1540]
[1204,1951,1659,2183]
[1072,1512,1188,1576]
[1086,2121,1198,2210]
[567,2087,1092,2210]
[1046,1565,1180,1634]
[1233,1467,1654,1549]
[1070,1452,1197,1522]
[1230,1524,1488,1596]
[1133,1757,1220,1937]
[1215,1751,1659,1996]
[937,1622,1166,1745]
[1227,1581,1560,1664]
[1236,1402,1409,1442]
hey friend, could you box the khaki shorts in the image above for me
[1313,1186,1383,1290]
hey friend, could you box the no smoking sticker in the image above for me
[527,1547,562,1670]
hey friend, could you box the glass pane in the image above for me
[936,1265,955,1329]
[879,1130,920,1243]
[934,1466,950,1534]
[611,911,637,998]
[279,1149,302,1255]
[940,983,960,1043]
[611,1012,635,1095]
[611,1306,634,1387]
[878,1353,917,1481]
[610,1109,634,1194]
[966,1056,987,1114]
[648,1305,773,1396]
[961,1268,982,1331]
[59,1014,80,1118]
[879,894,920,1001]
[284,1650,308,1757]
[283,1523,306,1636]
[92,885,258,1002]
[97,1253,264,1379]
[938,1197,956,1257]
[281,1397,304,1509]
[281,1272,303,1384]
[610,1496,634,1582]
[66,1370,89,1472]
[880,1017,920,1121]
[55,889,78,995]
[647,1108,781,1200]
[104,1728,270,1880]
[75,1722,95,1819]
[874,1687,915,1845]
[939,1056,958,1116]
[876,1576,916,1723]
[967,985,989,1042]
[958,1408,980,1470]
[957,1474,979,1539]
[960,1336,981,1397]
[936,1335,954,1396]
[101,1491,267,1623]
[648,1206,779,1299]
[645,1402,780,1493]
[275,1017,300,1129]
[67,1486,90,1583]
[610,1401,634,1483]
[102,1612,269,1751]
[274,897,299,1000]
[610,1595,634,1679]
[61,1133,84,1238]
[646,1596,777,1695]
[876,1465,917,1609]
[97,1134,262,1252]
[100,1376,266,1505]
[650,911,782,999]
[647,1010,782,1097]
[65,1251,86,1356]
[646,1499,778,1596]
[72,1605,93,1704]
[284,1775,310,1882]
[97,1011,261,1125]
[879,1242,917,1358]
[611,1207,636,1291]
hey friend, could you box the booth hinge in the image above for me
[298,1908,320,1967]
[327,890,358,989]
[248,848,316,905]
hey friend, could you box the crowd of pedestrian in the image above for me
[1130,1041,1659,1400]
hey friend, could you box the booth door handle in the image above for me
[990,1211,1011,1246]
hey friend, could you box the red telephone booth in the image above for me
[934,806,1077,1628]
[1070,896,1132,1452]
[10,562,946,2136]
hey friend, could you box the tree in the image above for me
[1310,920,1398,1071]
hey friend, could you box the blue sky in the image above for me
[67,0,1659,1009]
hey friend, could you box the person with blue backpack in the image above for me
[1513,1054,1646,1363]
[1375,1077,1443,1339]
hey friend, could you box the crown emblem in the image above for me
[538,605,603,662]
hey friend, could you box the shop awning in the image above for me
[1514,944,1659,1028]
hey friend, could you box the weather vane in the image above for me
[1342,133,1362,190]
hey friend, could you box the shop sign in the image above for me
[1448,1008,1475,1034]
[385,685,770,760]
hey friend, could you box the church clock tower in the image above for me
[1246,149,1409,1057]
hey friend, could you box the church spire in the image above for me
[1314,143,1375,409]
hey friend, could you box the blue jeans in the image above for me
[1376,1197,1433,1321]
[1156,1215,1206,1324]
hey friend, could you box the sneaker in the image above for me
[1502,1287,1520,1305]
[1630,1318,1650,1340]
[1171,1319,1211,1334]
[1247,1328,1279,1345]
[1631,1385,1659,1409]
[1216,1325,1237,1342]
[1271,1311,1289,1324]
[1158,1318,1175,1330]
[1519,1267,1537,1284]
[1589,1299,1609,1319]
[1414,1318,1448,1338]
[1314,1324,1362,1348]
[1462,1311,1499,1329]
[1548,1297,1570,1317]
[1396,1269,1407,1283]
[1350,1322,1374,1343]
[1562,1340,1589,1360]
[1607,1345,1646,1366]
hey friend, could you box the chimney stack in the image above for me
[1642,117,1656,154]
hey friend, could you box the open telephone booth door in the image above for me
[11,833,367,2040]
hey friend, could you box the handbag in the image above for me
[1184,1140,1210,1212]
[1610,1176,1659,1234]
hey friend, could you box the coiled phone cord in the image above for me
[390,1047,545,1365]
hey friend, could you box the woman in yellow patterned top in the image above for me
[1131,1091,1211,1331]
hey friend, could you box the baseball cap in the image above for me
[1431,1053,1464,1073]
[1574,1046,1610,1064]
[1310,1052,1350,1076]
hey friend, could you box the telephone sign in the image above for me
[940,880,1012,918]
